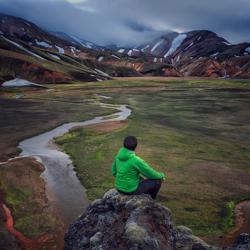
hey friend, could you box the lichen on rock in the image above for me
[64,189,250,250]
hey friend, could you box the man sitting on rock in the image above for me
[112,136,166,199]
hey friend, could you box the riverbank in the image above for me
[0,157,65,249]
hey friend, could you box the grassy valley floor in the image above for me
[55,78,250,245]
[0,77,250,247]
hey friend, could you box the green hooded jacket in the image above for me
[112,147,165,193]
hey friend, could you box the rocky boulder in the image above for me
[64,189,213,250]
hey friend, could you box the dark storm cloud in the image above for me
[124,20,154,33]
[0,0,249,46]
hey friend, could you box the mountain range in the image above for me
[0,13,250,84]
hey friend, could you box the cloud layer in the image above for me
[0,0,249,46]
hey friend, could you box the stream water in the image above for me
[18,100,131,224]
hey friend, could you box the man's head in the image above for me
[123,136,138,151]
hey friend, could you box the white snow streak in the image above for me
[211,52,219,57]
[55,45,65,54]
[111,54,120,60]
[118,49,125,53]
[141,44,150,52]
[127,49,133,56]
[95,68,109,77]
[2,78,44,87]
[49,53,61,60]
[184,42,194,50]
[35,40,52,48]
[70,35,93,48]
[164,34,187,58]
[223,41,231,45]
[245,47,250,53]
[151,39,163,53]
[2,36,46,60]
[98,56,104,62]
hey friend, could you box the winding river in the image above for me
[18,99,131,224]
[2,95,249,247]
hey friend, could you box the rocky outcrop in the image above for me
[64,189,214,250]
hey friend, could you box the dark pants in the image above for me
[118,179,162,200]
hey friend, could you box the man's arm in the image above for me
[135,156,165,179]
[112,160,117,177]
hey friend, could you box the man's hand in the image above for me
[162,177,166,182]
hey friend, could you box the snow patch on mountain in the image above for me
[95,68,109,77]
[164,34,187,58]
[70,46,76,56]
[2,36,46,60]
[48,53,61,60]
[245,47,250,53]
[111,54,120,60]
[151,39,164,53]
[184,42,194,51]
[211,52,219,57]
[118,49,125,53]
[35,40,52,48]
[141,44,150,52]
[55,45,65,54]
[127,49,133,56]
[98,56,104,62]
[2,78,44,87]
[223,41,231,45]
[70,35,93,48]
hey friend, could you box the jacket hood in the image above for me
[117,147,135,161]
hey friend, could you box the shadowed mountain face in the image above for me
[0,13,250,83]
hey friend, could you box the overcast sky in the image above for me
[0,0,250,46]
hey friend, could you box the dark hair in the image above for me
[123,136,138,151]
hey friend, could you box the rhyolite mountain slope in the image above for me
[64,189,250,250]
[118,30,250,78]
[0,12,250,83]
[0,13,140,84]
[120,30,250,61]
